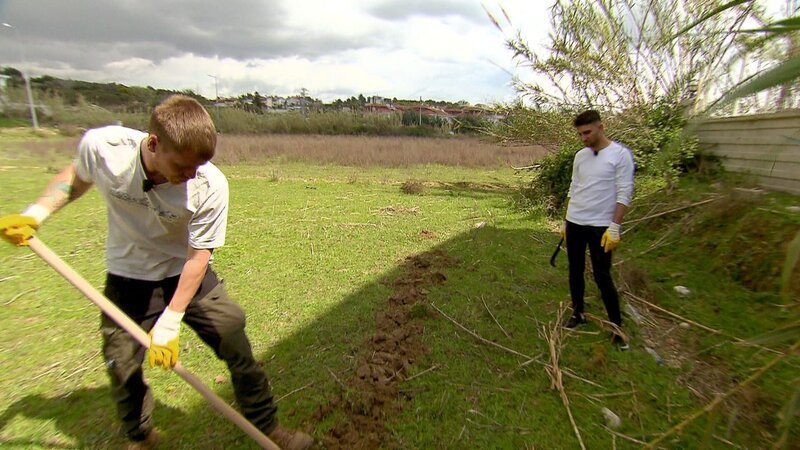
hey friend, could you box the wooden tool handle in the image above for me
[27,237,279,450]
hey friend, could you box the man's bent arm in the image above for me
[167,247,212,313]
[31,163,93,216]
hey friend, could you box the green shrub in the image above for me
[609,102,699,180]
[524,144,577,215]
[508,102,698,216]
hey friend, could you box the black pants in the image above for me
[566,221,622,326]
[101,269,277,441]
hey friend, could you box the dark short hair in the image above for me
[573,110,602,127]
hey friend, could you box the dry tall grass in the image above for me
[214,134,547,167]
[8,133,547,168]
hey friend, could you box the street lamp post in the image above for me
[207,74,220,122]
[2,23,38,130]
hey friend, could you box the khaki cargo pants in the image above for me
[101,269,277,441]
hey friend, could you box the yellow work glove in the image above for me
[560,221,567,240]
[148,307,184,370]
[0,214,39,246]
[0,205,50,246]
[601,222,621,253]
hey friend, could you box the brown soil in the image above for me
[419,230,436,239]
[314,249,458,449]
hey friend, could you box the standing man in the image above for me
[561,110,634,350]
[0,95,312,449]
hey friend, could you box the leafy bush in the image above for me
[609,102,699,180]
[523,144,577,215]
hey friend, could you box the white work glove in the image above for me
[22,204,51,224]
[601,222,621,253]
[148,307,184,369]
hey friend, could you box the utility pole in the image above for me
[2,23,38,130]
[207,74,220,122]
[419,96,422,126]
[300,87,309,116]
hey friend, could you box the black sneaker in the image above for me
[612,335,630,351]
[563,314,587,328]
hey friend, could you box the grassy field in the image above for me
[0,130,798,449]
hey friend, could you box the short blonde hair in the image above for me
[149,95,217,159]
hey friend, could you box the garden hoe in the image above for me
[26,237,280,450]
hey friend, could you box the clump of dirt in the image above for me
[315,249,458,449]
[419,230,436,239]
[400,180,424,195]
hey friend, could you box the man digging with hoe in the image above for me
[0,95,313,449]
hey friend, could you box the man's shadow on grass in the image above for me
[2,226,564,449]
[0,388,187,449]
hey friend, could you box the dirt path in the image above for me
[314,249,457,449]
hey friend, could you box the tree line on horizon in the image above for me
[0,67,479,115]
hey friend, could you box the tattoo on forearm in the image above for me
[54,181,73,195]
[40,177,74,209]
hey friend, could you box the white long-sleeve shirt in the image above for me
[566,141,635,227]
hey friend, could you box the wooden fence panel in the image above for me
[695,111,800,195]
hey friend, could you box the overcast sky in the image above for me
[0,0,554,104]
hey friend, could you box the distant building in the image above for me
[365,102,399,114]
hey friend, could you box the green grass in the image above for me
[0,137,798,449]
[0,118,31,129]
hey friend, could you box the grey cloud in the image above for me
[0,0,382,71]
[366,0,485,23]
[227,77,284,96]
[2,40,175,73]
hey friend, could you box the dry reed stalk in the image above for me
[275,381,314,403]
[603,426,649,445]
[402,364,440,383]
[587,389,637,400]
[430,302,538,362]
[622,290,783,355]
[481,295,511,339]
[622,197,719,226]
[326,366,347,390]
[561,367,606,389]
[615,215,689,266]
[584,312,629,342]
[543,303,587,450]
[433,302,601,388]
[647,340,800,448]
[621,204,660,236]
[631,381,645,439]
[4,287,36,306]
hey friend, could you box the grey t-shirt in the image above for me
[74,126,228,280]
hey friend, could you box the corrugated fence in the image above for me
[694,110,800,195]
